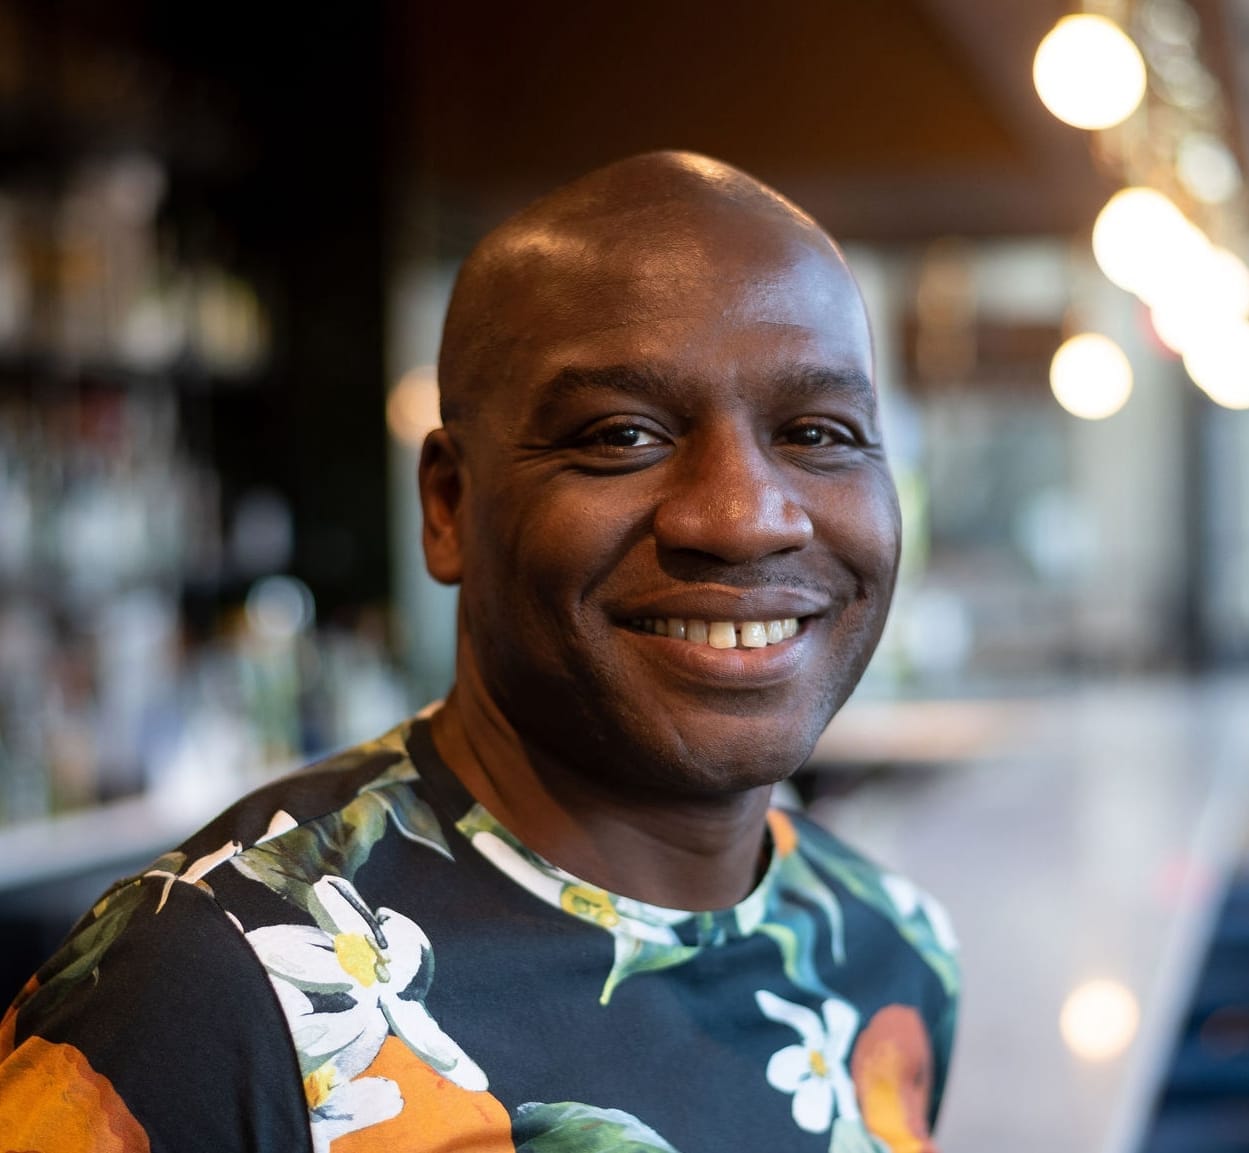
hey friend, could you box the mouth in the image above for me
[625,616,801,650]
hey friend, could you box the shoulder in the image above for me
[0,718,450,1151]
[767,806,961,1126]
[2,861,313,1151]
[769,805,960,990]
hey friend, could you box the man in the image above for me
[0,152,957,1152]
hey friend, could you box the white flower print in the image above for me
[246,875,486,1148]
[145,838,242,913]
[756,989,861,1134]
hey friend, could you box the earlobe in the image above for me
[418,428,465,585]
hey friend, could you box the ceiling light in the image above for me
[1149,247,1249,354]
[1034,15,1147,130]
[1092,187,1209,302]
[1182,321,1249,408]
[1050,333,1134,419]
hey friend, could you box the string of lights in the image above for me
[1034,0,1249,413]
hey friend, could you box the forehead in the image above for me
[493,217,873,405]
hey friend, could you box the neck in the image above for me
[429,680,773,911]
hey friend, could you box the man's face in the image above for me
[438,210,900,797]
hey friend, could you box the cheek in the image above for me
[460,482,638,620]
[818,470,902,584]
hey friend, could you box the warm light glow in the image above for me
[1151,299,1207,355]
[1182,321,1249,409]
[1149,247,1249,355]
[1033,15,1147,130]
[1091,188,1209,302]
[387,367,442,447]
[1050,333,1133,419]
[1060,979,1141,1061]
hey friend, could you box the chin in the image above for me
[603,711,828,801]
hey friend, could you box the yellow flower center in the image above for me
[809,1049,830,1079]
[334,932,380,986]
[304,1063,336,1109]
[560,884,620,927]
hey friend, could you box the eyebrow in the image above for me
[533,365,680,419]
[533,362,876,418]
[772,364,877,405]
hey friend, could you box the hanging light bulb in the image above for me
[1182,321,1249,409]
[1150,247,1249,355]
[1034,15,1147,130]
[1091,188,1210,302]
[1050,333,1134,419]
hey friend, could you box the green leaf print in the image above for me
[755,850,847,1000]
[598,937,701,1006]
[363,777,452,852]
[513,1102,681,1152]
[801,838,959,998]
[20,876,155,1017]
[309,723,411,777]
[233,779,450,930]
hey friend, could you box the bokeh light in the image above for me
[1148,247,1249,355]
[1182,320,1249,409]
[1092,188,1209,303]
[1060,979,1141,1061]
[1177,132,1243,205]
[1033,15,1147,130]
[386,367,442,447]
[245,575,316,641]
[1050,333,1134,420]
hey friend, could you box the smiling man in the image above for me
[1,153,957,1153]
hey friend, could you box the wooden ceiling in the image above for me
[399,0,1241,247]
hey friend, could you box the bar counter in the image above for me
[809,675,1249,1153]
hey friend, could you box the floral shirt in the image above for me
[0,715,959,1153]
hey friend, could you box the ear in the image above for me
[418,428,465,585]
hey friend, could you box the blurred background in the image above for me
[0,1,1246,1149]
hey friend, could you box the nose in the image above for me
[652,429,814,563]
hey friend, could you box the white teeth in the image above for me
[631,616,800,649]
[740,621,768,648]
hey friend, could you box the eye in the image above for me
[585,422,665,449]
[778,420,857,449]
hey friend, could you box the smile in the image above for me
[626,617,801,649]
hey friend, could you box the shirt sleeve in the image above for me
[0,872,313,1153]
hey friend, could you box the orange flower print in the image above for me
[333,1035,514,1153]
[0,1035,149,1152]
[850,1004,937,1153]
[766,809,800,858]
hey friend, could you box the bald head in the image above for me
[437,151,849,427]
